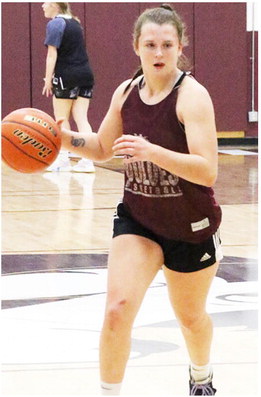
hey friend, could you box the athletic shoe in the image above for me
[45,158,72,172]
[189,368,217,395]
[68,152,81,158]
[72,158,95,173]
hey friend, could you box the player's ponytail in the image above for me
[160,4,174,12]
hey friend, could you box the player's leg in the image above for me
[71,96,92,132]
[52,96,72,129]
[71,95,95,172]
[100,234,164,389]
[163,263,218,366]
[46,96,73,171]
[163,262,219,395]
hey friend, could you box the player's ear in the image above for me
[133,41,140,57]
[178,43,183,57]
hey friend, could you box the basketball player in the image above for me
[42,2,95,172]
[60,4,222,395]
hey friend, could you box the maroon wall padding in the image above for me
[1,2,258,137]
[84,3,141,130]
[2,3,31,115]
[194,3,248,133]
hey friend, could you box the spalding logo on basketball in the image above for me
[1,107,61,173]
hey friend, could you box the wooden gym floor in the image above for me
[1,146,258,396]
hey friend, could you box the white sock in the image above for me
[101,381,122,395]
[190,362,212,384]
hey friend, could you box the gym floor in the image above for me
[1,147,258,396]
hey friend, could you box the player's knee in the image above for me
[178,311,209,331]
[104,299,130,331]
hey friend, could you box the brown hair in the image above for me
[133,3,188,50]
[124,4,190,93]
[55,3,80,23]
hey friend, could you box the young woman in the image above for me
[60,4,222,395]
[42,2,95,172]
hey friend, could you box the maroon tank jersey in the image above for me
[121,73,222,243]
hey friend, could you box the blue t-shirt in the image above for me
[44,17,67,48]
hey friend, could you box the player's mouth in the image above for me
[154,62,165,69]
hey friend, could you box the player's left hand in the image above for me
[42,79,53,97]
[113,134,155,163]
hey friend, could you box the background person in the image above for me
[42,2,95,172]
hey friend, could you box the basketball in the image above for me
[1,107,61,173]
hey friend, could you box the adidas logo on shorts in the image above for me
[200,252,211,262]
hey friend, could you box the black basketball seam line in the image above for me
[2,119,59,151]
[2,119,60,151]
[2,135,50,165]
[2,135,50,167]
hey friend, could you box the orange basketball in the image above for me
[1,108,61,173]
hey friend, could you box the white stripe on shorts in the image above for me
[212,229,223,262]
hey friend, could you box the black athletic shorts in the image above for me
[52,77,93,99]
[113,202,223,273]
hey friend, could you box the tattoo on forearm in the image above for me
[71,136,85,147]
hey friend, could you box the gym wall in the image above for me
[1,2,258,137]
